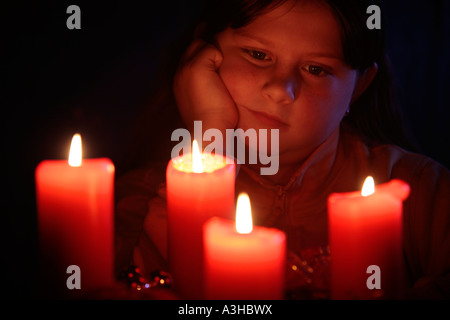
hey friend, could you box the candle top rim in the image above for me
[36,158,115,172]
[170,153,234,173]
[205,217,286,241]
[328,178,410,202]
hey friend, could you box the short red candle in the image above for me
[166,141,235,299]
[328,177,410,299]
[204,193,286,300]
[35,134,115,294]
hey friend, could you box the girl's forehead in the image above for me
[238,0,338,32]
[228,0,343,58]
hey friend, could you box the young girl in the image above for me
[115,0,450,299]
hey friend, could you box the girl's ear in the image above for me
[350,62,378,104]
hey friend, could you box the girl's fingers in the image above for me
[180,39,223,71]
[194,43,224,70]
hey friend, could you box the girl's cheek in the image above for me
[303,76,355,111]
[219,60,264,101]
[326,72,359,107]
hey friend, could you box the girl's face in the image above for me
[216,0,361,165]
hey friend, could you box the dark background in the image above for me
[2,1,449,298]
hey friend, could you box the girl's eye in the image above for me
[250,50,267,60]
[243,49,271,61]
[305,65,326,76]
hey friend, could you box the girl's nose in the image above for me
[261,75,297,105]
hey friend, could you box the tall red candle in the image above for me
[328,177,410,299]
[204,193,286,300]
[166,140,235,299]
[35,134,115,295]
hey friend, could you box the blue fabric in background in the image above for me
[381,0,450,168]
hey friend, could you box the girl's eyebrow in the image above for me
[233,30,273,46]
[233,30,344,62]
[303,53,344,62]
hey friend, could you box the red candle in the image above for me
[35,134,115,295]
[204,193,286,300]
[166,140,235,299]
[328,176,410,299]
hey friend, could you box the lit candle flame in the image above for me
[68,133,82,167]
[192,139,203,173]
[361,176,375,197]
[235,193,253,234]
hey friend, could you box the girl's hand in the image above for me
[173,39,238,134]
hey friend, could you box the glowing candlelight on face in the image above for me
[192,139,203,173]
[68,133,82,167]
[235,193,253,234]
[361,176,375,197]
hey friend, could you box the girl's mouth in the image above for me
[241,105,290,128]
